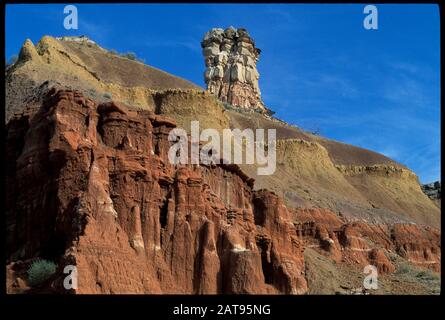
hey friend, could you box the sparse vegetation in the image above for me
[397,263,411,274]
[27,259,57,286]
[222,103,271,117]
[416,269,439,281]
[123,52,136,60]
[108,49,145,63]
[300,122,321,136]
[392,258,441,294]
[310,129,320,135]
[223,102,234,110]
[87,88,98,98]
[223,102,252,113]
[6,54,18,68]
[103,92,112,99]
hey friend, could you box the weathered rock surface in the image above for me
[421,181,441,208]
[422,181,441,198]
[6,88,306,294]
[243,138,441,228]
[293,208,441,273]
[201,27,267,113]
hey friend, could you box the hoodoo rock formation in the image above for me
[201,27,267,113]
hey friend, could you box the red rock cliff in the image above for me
[293,208,440,273]
[6,88,307,294]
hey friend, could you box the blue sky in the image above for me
[6,4,440,183]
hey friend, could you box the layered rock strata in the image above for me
[6,88,306,294]
[293,208,441,273]
[201,27,267,112]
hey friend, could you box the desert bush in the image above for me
[416,269,439,280]
[397,263,412,274]
[27,259,57,286]
[121,52,146,63]
[123,52,136,60]
[87,88,97,98]
[223,103,234,110]
[103,92,112,99]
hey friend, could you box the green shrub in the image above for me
[310,129,320,136]
[27,259,57,286]
[223,103,233,110]
[123,52,136,60]
[397,263,412,274]
[87,88,97,98]
[416,269,439,280]
[103,92,112,99]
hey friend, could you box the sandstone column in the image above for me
[201,27,268,113]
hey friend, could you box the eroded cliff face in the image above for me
[242,138,440,228]
[6,88,440,294]
[293,208,441,273]
[6,88,307,294]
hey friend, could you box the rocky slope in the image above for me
[226,110,440,227]
[5,36,200,123]
[5,35,441,294]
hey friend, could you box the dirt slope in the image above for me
[61,40,200,89]
[230,111,439,226]
[5,36,201,122]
